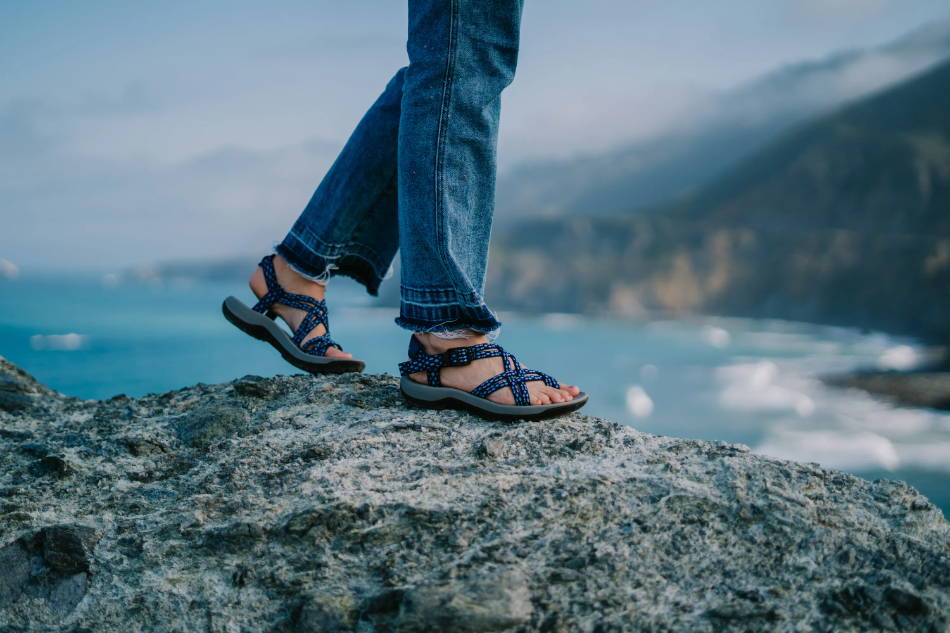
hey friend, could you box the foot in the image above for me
[409,332,581,406]
[248,255,353,359]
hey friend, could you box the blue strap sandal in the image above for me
[222,255,364,374]
[398,335,588,420]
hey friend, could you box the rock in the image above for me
[825,370,950,411]
[0,525,100,616]
[176,403,251,449]
[0,428,32,441]
[398,567,532,632]
[232,374,279,399]
[0,364,948,632]
[0,359,47,412]
[119,436,169,457]
[30,455,73,478]
[294,591,359,633]
[40,525,100,574]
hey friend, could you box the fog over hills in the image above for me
[495,19,950,224]
[489,57,950,342]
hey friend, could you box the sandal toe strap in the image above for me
[300,334,342,357]
[398,339,560,406]
[469,353,560,406]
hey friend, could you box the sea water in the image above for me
[2,274,948,516]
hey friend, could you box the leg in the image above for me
[276,68,405,296]
[395,0,522,333]
[397,0,579,405]
[245,70,406,359]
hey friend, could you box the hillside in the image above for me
[495,20,950,223]
[487,58,950,342]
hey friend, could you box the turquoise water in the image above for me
[2,275,948,516]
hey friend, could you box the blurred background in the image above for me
[2,1,949,514]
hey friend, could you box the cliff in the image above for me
[488,58,950,343]
[1,358,948,632]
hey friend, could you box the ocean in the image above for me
[2,274,948,516]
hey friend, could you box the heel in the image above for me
[222,298,268,342]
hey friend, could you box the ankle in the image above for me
[415,331,485,354]
[273,255,327,296]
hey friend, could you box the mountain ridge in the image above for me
[496,19,950,224]
[488,57,950,343]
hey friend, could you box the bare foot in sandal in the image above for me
[407,331,582,407]
[248,254,352,360]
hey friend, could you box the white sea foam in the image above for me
[541,313,584,330]
[702,325,731,348]
[30,333,89,351]
[756,428,900,471]
[877,345,920,371]
[625,385,654,418]
[0,258,19,280]
[715,360,816,417]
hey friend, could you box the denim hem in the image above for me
[275,241,383,297]
[395,301,502,334]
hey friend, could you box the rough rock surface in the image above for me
[0,358,948,633]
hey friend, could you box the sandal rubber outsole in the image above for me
[222,296,365,375]
[400,376,588,422]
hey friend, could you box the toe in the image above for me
[560,383,581,396]
[544,387,564,403]
[326,347,353,359]
[536,392,552,405]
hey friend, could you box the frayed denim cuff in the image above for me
[396,286,502,333]
[276,238,383,297]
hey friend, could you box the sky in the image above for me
[2,0,949,272]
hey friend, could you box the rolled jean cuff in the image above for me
[395,285,502,334]
[276,235,384,296]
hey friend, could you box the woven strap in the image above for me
[252,255,341,356]
[398,338,559,406]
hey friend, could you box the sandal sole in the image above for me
[222,296,365,375]
[400,376,588,422]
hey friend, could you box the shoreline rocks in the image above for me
[825,369,950,411]
[1,358,948,632]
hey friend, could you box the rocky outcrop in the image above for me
[825,370,950,411]
[1,357,948,632]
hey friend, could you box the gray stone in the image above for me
[294,591,358,633]
[30,455,72,479]
[176,403,251,449]
[232,374,279,399]
[0,525,100,616]
[0,360,46,412]
[398,567,533,633]
[0,364,948,632]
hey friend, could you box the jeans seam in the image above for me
[433,0,460,291]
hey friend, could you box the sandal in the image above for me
[398,335,588,421]
[222,255,365,374]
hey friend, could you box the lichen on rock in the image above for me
[0,357,948,632]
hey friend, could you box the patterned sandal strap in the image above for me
[469,349,559,406]
[252,255,342,354]
[398,339,502,386]
[300,334,340,356]
[397,337,558,405]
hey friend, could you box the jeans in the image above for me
[275,0,523,334]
